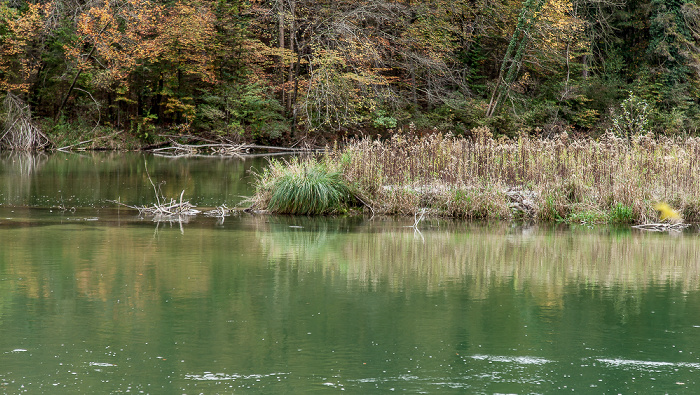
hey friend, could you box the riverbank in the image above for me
[251,131,700,225]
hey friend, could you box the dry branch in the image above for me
[204,205,232,217]
[108,164,201,222]
[1,93,50,151]
[56,131,122,152]
[150,136,325,157]
[631,223,691,232]
[108,197,201,219]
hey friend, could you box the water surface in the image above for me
[1,153,700,393]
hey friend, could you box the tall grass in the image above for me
[327,130,700,223]
[252,158,354,215]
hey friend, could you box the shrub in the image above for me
[372,110,398,130]
[196,82,288,141]
[611,92,651,140]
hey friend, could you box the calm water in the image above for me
[1,153,700,393]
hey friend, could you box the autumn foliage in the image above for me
[0,0,699,145]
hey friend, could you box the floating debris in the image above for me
[110,190,200,222]
[151,141,248,157]
[632,222,691,232]
[204,205,232,218]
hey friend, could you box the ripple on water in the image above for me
[469,354,553,365]
[88,362,116,367]
[184,372,288,381]
[596,358,700,370]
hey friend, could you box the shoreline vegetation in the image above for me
[250,130,700,226]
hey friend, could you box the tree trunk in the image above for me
[485,0,546,118]
[278,0,286,107]
[286,0,296,114]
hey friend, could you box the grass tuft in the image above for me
[253,158,354,215]
[608,203,636,224]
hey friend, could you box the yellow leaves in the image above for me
[153,1,218,83]
[655,202,682,223]
[539,0,585,42]
[164,96,196,125]
[265,46,300,67]
[68,0,160,87]
[0,2,52,93]
[66,0,219,92]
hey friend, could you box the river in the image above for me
[0,152,699,393]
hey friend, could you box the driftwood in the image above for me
[204,205,232,217]
[149,135,325,157]
[108,162,203,222]
[108,190,200,218]
[108,161,248,223]
[151,141,248,157]
[632,222,691,232]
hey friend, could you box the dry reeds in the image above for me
[329,130,700,223]
[1,93,50,151]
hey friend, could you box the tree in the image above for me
[0,2,51,95]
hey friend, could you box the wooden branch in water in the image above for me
[632,223,691,232]
[107,198,201,217]
[149,137,325,157]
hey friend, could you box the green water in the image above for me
[1,153,700,393]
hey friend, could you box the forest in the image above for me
[1,0,700,148]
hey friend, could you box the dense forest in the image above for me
[1,0,699,147]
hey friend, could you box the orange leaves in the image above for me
[153,1,218,84]
[0,2,52,93]
[66,0,218,90]
[67,0,161,88]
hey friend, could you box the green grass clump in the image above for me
[608,203,635,224]
[567,210,609,224]
[256,158,354,215]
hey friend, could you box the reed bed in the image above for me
[328,130,700,223]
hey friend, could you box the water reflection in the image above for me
[255,218,700,294]
[0,152,263,207]
[2,154,700,393]
[3,214,700,305]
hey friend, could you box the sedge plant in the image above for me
[253,158,354,215]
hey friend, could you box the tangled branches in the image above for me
[1,93,50,151]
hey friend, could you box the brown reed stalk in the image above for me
[329,131,700,223]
